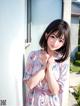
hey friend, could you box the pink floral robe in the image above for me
[23,50,69,106]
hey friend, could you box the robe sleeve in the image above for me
[23,51,35,81]
[57,61,69,93]
[58,60,69,106]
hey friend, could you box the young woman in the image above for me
[23,19,70,106]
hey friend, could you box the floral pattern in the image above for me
[23,50,69,106]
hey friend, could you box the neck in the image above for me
[47,48,57,57]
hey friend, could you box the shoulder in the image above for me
[59,57,69,65]
[27,49,41,60]
[29,49,41,56]
[59,59,69,70]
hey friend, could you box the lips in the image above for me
[50,44,59,49]
[50,44,54,47]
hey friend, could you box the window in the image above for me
[25,0,63,49]
[25,0,31,43]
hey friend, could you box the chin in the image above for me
[51,48,60,51]
[50,48,57,51]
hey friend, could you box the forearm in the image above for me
[46,69,59,95]
[24,69,45,90]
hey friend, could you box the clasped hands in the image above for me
[39,51,55,71]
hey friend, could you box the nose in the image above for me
[55,39,59,45]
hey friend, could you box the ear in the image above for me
[45,33,48,39]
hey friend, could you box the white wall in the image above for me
[63,0,71,24]
[71,16,79,58]
[0,0,25,106]
[63,0,71,106]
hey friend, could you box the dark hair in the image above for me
[39,19,70,62]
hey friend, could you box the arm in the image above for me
[24,68,45,90]
[57,61,69,93]
[46,58,69,95]
[46,57,59,95]
[23,51,48,90]
[46,66,59,95]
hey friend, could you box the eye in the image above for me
[59,39,62,42]
[50,35,55,38]
[59,39,64,43]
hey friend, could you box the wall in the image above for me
[63,0,71,24]
[62,0,71,106]
[71,16,79,58]
[0,0,25,106]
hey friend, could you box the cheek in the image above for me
[47,38,51,45]
[59,43,63,48]
[55,42,64,48]
[59,43,64,48]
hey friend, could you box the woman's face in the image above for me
[47,32,65,51]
